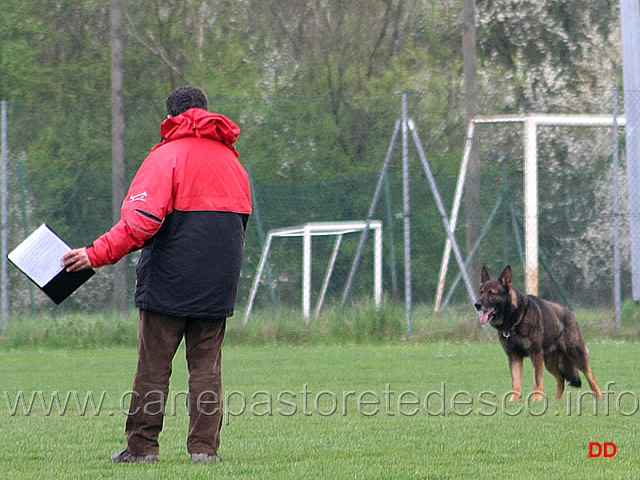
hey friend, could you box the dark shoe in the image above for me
[110,449,159,463]
[191,453,222,464]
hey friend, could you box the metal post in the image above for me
[1,100,8,336]
[401,92,412,337]
[374,224,382,307]
[620,0,640,299]
[612,87,621,331]
[247,167,276,308]
[341,120,401,307]
[18,155,35,313]
[441,196,503,309]
[509,203,526,270]
[408,120,477,307]
[524,118,538,295]
[244,231,275,324]
[315,235,343,317]
[435,121,475,311]
[384,176,398,302]
[302,225,312,320]
[502,160,510,265]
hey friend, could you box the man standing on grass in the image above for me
[63,85,251,464]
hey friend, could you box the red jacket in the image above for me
[87,108,252,317]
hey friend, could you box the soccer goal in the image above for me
[244,220,382,323]
[435,114,626,311]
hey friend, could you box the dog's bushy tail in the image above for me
[564,368,582,388]
[562,346,587,388]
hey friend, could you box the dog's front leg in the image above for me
[531,350,545,401]
[508,353,523,401]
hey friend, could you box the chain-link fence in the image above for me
[0,90,635,327]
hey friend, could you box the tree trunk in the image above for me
[462,0,481,287]
[111,0,128,312]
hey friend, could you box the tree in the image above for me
[0,0,626,309]
[112,0,127,312]
[462,0,482,286]
[476,0,619,112]
[249,0,437,177]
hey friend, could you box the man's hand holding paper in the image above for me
[63,248,92,272]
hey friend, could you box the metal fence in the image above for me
[0,89,636,332]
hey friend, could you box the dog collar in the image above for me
[500,301,529,339]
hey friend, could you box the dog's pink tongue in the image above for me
[478,311,489,324]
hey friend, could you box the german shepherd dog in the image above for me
[474,265,602,401]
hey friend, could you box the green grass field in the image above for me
[1,341,638,479]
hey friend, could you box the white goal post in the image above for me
[244,221,382,323]
[435,114,626,311]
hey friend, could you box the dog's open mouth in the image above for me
[477,308,496,325]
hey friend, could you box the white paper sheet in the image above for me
[8,224,70,287]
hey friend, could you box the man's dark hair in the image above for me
[166,86,208,116]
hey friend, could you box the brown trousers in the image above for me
[125,310,226,455]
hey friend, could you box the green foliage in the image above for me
[0,2,43,100]
[325,301,405,342]
[2,304,634,348]
[4,311,138,348]
[620,300,640,331]
[232,301,406,345]
[0,0,626,314]
[23,105,112,244]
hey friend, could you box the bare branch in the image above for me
[122,5,193,85]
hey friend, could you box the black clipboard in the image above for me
[8,224,95,304]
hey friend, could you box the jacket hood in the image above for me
[154,108,240,156]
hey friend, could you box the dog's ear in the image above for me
[499,265,518,309]
[481,265,490,283]
[498,265,512,285]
